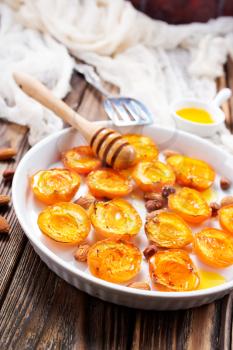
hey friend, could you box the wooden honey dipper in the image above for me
[13,72,136,169]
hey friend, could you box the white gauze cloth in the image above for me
[1,0,233,151]
[0,4,74,144]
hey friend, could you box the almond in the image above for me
[0,215,10,234]
[0,195,10,206]
[163,149,180,159]
[0,148,17,160]
[127,281,151,290]
[74,243,90,262]
[74,195,95,210]
[220,196,233,207]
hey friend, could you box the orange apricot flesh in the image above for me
[149,249,200,291]
[87,238,142,283]
[194,228,233,268]
[38,202,91,244]
[145,211,193,248]
[31,168,81,205]
[168,187,211,224]
[90,198,142,238]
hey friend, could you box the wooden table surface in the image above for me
[0,59,233,350]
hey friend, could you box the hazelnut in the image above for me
[74,195,95,210]
[145,198,164,212]
[127,281,151,290]
[163,149,180,159]
[210,202,220,217]
[220,196,233,207]
[220,177,231,191]
[144,192,163,201]
[162,186,176,198]
[74,243,90,262]
[143,244,158,260]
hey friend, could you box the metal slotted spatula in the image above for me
[75,63,154,126]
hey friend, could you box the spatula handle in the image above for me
[13,72,97,142]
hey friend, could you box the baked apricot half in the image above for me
[87,169,133,199]
[145,212,193,248]
[62,146,101,175]
[168,187,211,224]
[87,238,142,283]
[219,205,233,234]
[90,199,142,238]
[167,155,215,191]
[122,134,158,163]
[38,202,91,243]
[31,168,81,205]
[133,161,175,192]
[194,228,233,268]
[149,249,200,291]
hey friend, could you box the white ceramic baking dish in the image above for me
[12,122,233,310]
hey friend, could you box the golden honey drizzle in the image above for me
[201,188,217,204]
[198,269,226,290]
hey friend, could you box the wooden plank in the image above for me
[218,293,233,350]
[0,124,29,304]
[64,72,88,111]
[217,74,232,132]
[226,57,233,132]
[131,309,191,350]
[0,72,87,305]
[131,296,233,350]
[186,303,219,350]
[78,85,108,122]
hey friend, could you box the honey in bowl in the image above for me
[176,108,214,124]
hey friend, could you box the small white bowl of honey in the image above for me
[171,88,232,137]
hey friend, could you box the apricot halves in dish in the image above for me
[87,169,133,199]
[145,212,193,248]
[167,155,215,191]
[62,146,101,174]
[38,202,91,243]
[168,187,211,224]
[194,228,233,268]
[149,249,200,291]
[219,205,233,234]
[133,161,175,192]
[90,198,142,238]
[122,134,158,163]
[87,238,142,283]
[31,168,81,205]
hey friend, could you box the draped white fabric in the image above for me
[1,1,233,150]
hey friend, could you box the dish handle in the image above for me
[213,88,232,107]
